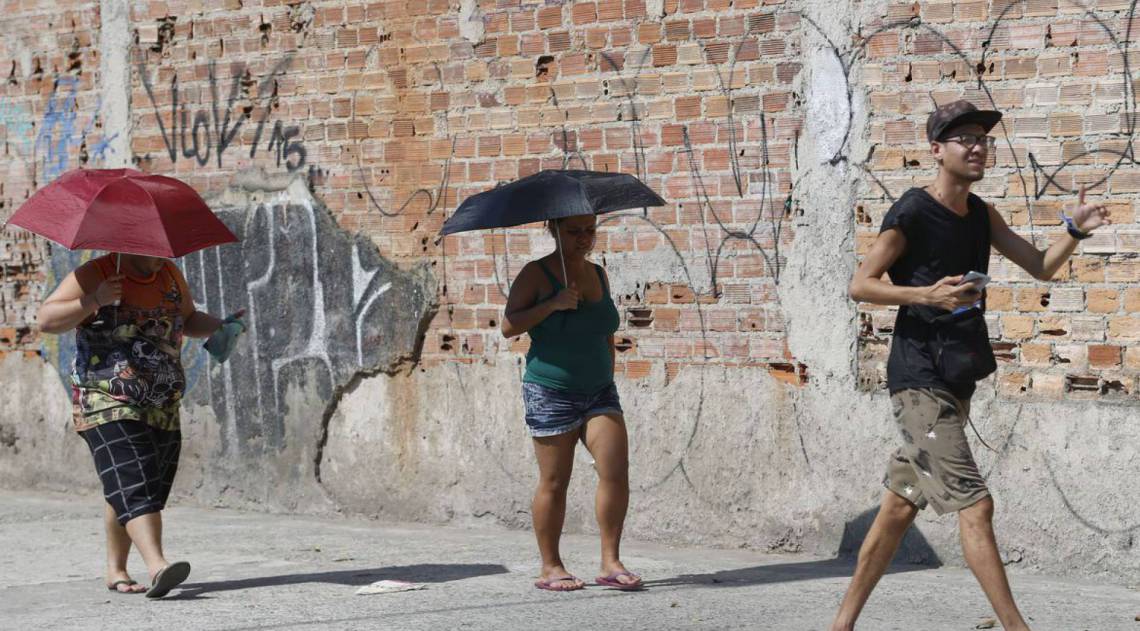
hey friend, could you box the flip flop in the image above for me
[534,575,584,592]
[106,579,143,594]
[595,571,643,591]
[146,561,191,599]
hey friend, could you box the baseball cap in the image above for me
[926,100,1002,142]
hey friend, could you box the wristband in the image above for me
[1060,213,1091,240]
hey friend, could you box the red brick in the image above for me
[1089,345,1122,368]
[537,6,563,29]
[572,3,598,24]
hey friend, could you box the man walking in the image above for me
[831,100,1110,631]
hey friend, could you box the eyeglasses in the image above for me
[942,134,997,152]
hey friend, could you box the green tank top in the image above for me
[523,262,621,393]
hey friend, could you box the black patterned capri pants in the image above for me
[81,420,181,526]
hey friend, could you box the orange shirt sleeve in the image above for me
[168,261,196,319]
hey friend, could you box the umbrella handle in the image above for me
[554,223,569,331]
[111,254,120,331]
[554,223,568,283]
[113,254,121,308]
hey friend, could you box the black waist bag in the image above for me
[928,308,996,384]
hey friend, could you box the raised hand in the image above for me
[1070,185,1111,234]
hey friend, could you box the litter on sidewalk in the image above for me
[355,580,427,596]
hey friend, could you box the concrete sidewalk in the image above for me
[0,490,1135,631]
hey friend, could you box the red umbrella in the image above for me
[4,168,237,257]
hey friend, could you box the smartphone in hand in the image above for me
[959,270,990,290]
[953,271,990,314]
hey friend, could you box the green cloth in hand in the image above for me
[204,315,246,364]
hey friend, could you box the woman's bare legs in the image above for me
[532,431,584,590]
[583,414,637,586]
[103,503,146,592]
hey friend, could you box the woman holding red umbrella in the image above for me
[9,169,243,598]
[37,254,240,597]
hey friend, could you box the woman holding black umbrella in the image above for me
[444,169,664,592]
[502,215,641,592]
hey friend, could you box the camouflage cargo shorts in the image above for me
[884,388,990,515]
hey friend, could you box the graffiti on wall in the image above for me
[137,58,309,172]
[41,178,436,470]
[1,76,116,181]
[179,179,435,468]
[4,0,1135,562]
[36,77,104,179]
[0,100,34,156]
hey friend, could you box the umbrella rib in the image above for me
[137,180,178,257]
[68,176,124,252]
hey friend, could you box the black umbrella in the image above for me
[441,169,666,280]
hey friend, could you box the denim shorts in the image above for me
[521,382,623,438]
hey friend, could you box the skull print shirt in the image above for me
[71,255,192,432]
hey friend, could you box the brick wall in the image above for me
[92,0,806,387]
[0,0,101,355]
[3,0,1140,403]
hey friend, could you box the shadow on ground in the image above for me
[174,506,939,596]
[644,557,933,589]
[173,563,509,598]
[647,504,941,588]
[838,505,942,566]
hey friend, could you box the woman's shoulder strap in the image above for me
[593,263,608,292]
[537,260,562,288]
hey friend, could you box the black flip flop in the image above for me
[146,561,191,599]
[106,579,143,594]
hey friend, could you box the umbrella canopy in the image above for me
[440,169,666,236]
[5,168,237,258]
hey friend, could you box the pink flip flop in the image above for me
[596,571,643,591]
[534,575,584,592]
